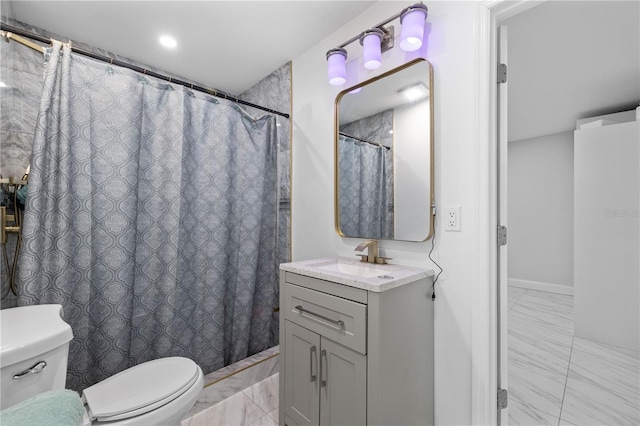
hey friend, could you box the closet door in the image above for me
[284,321,320,426]
[319,338,367,426]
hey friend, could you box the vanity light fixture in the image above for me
[327,48,348,86]
[399,3,428,52]
[360,28,384,70]
[325,2,428,85]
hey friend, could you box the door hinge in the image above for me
[497,225,507,246]
[497,388,508,409]
[497,63,507,84]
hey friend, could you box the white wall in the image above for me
[508,131,574,292]
[574,114,639,351]
[292,2,486,424]
[395,100,431,241]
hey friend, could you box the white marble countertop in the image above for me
[280,257,434,293]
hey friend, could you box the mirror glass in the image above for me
[335,58,434,241]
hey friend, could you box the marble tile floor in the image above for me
[508,287,640,425]
[182,373,279,426]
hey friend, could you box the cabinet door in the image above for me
[319,338,367,426]
[285,321,320,426]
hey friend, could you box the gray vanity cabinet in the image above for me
[284,321,366,426]
[279,268,434,426]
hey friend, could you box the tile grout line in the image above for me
[558,336,575,426]
[242,375,278,416]
[507,288,527,311]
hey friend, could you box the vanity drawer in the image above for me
[284,283,367,354]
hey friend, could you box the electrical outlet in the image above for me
[444,207,461,231]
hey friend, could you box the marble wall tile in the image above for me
[1,34,14,67]
[278,116,290,153]
[183,392,267,426]
[7,68,42,134]
[266,408,278,423]
[0,233,20,309]
[0,30,46,75]
[0,23,44,184]
[239,63,291,117]
[1,130,33,178]
[188,349,279,418]
[1,66,15,128]
[248,413,278,426]
[202,346,279,387]
[243,374,278,414]
[10,39,46,75]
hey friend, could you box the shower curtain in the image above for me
[17,42,278,392]
[338,135,393,239]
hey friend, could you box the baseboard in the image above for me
[508,278,574,296]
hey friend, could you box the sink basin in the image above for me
[309,259,395,278]
[281,257,433,292]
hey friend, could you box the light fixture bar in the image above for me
[335,6,411,50]
[325,2,427,85]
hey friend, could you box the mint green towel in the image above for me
[0,390,84,426]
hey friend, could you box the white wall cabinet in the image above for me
[279,265,434,426]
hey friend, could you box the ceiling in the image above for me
[2,1,376,95]
[3,1,637,134]
[504,1,639,142]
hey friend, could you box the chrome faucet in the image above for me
[355,239,389,264]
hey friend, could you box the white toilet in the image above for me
[0,304,203,425]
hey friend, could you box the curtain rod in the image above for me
[0,23,290,119]
[339,131,390,150]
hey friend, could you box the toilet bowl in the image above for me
[1,305,203,425]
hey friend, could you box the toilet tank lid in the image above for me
[0,304,73,367]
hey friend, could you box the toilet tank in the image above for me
[0,304,73,409]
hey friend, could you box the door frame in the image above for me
[471,1,548,425]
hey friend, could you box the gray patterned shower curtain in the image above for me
[17,42,278,392]
[338,135,393,239]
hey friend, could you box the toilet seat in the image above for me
[83,357,200,422]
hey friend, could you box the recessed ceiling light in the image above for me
[159,35,177,49]
[0,81,7,88]
[399,83,429,102]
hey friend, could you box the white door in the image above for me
[497,24,509,426]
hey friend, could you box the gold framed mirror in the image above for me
[334,58,434,242]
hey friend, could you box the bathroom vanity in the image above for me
[278,257,434,426]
